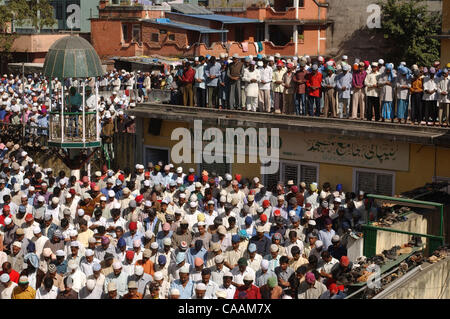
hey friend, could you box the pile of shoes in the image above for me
[366,254,386,267]
[382,245,401,260]
[407,252,425,266]
[427,246,449,263]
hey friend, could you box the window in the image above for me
[55,2,64,20]
[256,25,265,42]
[263,160,319,192]
[353,168,395,196]
[145,146,169,167]
[201,34,210,47]
[151,33,159,42]
[122,24,130,43]
[168,34,175,41]
[235,26,244,43]
[132,24,141,43]
[198,155,232,177]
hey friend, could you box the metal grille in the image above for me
[145,148,169,167]
[356,170,394,196]
[300,164,318,186]
[199,156,231,177]
[376,174,394,196]
[281,163,298,185]
[356,171,376,194]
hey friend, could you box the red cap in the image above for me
[126,250,135,260]
[202,175,208,182]
[364,60,370,68]
[69,188,76,195]
[129,222,137,231]
[340,256,350,267]
[25,213,33,222]
[235,174,241,182]
[135,195,144,204]
[188,175,195,182]
[276,60,284,66]
[262,200,270,208]
[2,205,10,211]
[118,174,124,182]
[291,186,298,193]
[145,171,150,177]
[274,209,281,217]
[305,203,312,208]
[260,214,267,222]
[329,283,338,294]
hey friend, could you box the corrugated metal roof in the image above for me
[145,19,228,34]
[184,13,261,24]
[170,3,213,15]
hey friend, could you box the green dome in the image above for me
[43,36,103,79]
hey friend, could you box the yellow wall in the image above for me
[143,119,450,194]
[442,40,450,66]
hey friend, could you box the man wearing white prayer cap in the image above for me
[104,260,129,297]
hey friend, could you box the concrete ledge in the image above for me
[375,257,450,299]
[127,103,450,147]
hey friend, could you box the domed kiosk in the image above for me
[43,36,104,173]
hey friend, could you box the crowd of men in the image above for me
[0,141,370,299]
[166,54,450,126]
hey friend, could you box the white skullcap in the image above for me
[108,190,115,197]
[33,227,41,234]
[196,283,207,291]
[92,263,101,272]
[86,279,96,290]
[0,273,10,283]
[51,197,59,204]
[170,288,180,296]
[4,217,12,225]
[112,261,122,270]
[77,209,85,216]
[85,249,94,257]
[154,271,163,281]
[134,265,144,276]
[261,259,269,270]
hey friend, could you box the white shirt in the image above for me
[242,68,261,97]
[423,76,438,101]
[258,66,273,90]
[231,266,256,285]
[219,284,236,299]
[0,282,17,299]
[35,286,58,299]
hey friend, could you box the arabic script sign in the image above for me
[280,131,410,171]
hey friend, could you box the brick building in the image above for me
[91,0,331,59]
[210,0,331,57]
[91,1,262,59]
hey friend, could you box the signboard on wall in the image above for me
[280,131,410,172]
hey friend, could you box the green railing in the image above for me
[362,194,445,257]
[49,111,100,145]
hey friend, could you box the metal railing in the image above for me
[363,194,445,258]
[49,111,99,143]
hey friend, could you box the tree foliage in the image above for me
[377,0,441,66]
[0,0,56,58]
